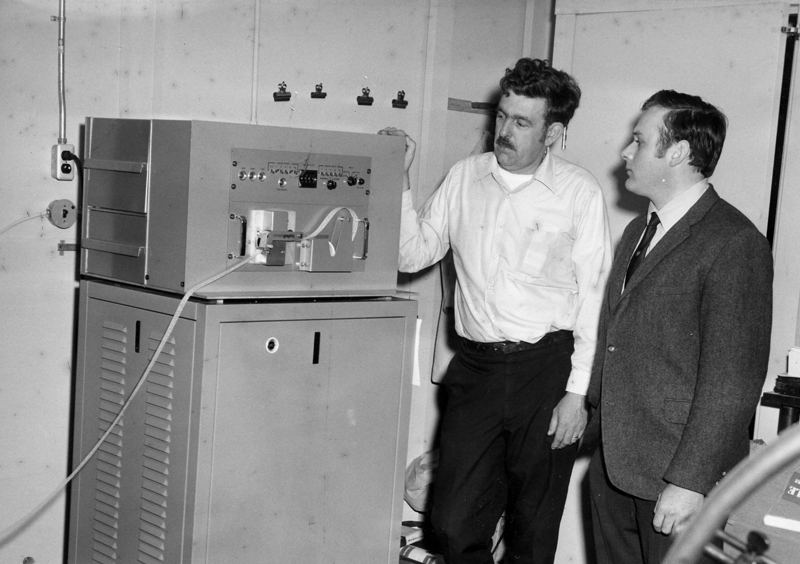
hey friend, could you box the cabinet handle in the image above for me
[313,331,321,365]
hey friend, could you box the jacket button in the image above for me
[607,345,616,352]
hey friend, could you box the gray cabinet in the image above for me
[67,280,416,564]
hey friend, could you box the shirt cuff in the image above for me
[566,369,590,396]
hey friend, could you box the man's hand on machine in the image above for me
[378,128,416,189]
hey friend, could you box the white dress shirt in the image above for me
[647,179,710,252]
[399,150,612,394]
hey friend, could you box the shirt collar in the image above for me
[478,150,558,195]
[648,178,710,233]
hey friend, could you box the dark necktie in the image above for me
[625,212,660,285]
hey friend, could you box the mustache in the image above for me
[495,136,514,149]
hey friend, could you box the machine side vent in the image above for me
[92,321,127,564]
[137,332,175,564]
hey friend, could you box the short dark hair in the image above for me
[499,58,581,128]
[642,90,727,178]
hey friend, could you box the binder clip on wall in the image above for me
[273,82,291,102]
[357,87,374,106]
[311,83,327,99]
[392,90,408,109]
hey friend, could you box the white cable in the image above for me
[302,206,359,240]
[0,255,254,545]
[302,206,360,256]
[0,212,46,236]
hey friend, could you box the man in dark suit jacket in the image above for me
[586,90,773,564]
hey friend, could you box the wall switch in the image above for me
[51,143,75,181]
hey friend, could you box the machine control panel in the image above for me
[231,148,371,201]
[228,148,371,274]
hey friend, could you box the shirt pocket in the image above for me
[519,227,574,285]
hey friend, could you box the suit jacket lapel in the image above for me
[617,187,721,299]
[607,215,643,310]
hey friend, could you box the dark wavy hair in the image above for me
[642,90,727,178]
[499,58,582,127]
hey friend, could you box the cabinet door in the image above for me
[207,315,408,563]
[553,1,792,240]
[69,298,197,564]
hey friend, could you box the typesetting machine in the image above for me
[66,118,416,564]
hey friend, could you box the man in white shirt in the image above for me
[380,58,612,564]
[586,90,773,564]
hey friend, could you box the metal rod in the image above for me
[250,0,261,124]
[57,0,66,143]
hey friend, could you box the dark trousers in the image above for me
[431,332,577,564]
[588,446,673,564]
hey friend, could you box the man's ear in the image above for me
[668,140,692,167]
[544,122,565,148]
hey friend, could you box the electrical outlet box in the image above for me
[48,199,78,229]
[51,143,75,181]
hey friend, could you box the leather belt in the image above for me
[461,330,572,355]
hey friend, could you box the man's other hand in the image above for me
[548,391,588,449]
[653,483,704,536]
